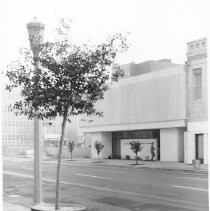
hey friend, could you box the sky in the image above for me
[0,0,209,68]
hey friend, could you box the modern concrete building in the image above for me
[79,38,208,164]
[1,86,36,154]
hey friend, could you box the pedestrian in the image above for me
[150,142,156,161]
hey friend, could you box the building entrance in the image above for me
[112,129,160,159]
[195,134,204,164]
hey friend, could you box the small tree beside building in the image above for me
[130,141,143,164]
[94,140,104,160]
[68,141,75,160]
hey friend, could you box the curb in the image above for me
[81,162,208,175]
[46,158,208,175]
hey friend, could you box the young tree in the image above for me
[68,141,75,160]
[5,19,128,210]
[94,140,104,160]
[130,141,143,165]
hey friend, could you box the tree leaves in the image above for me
[94,141,104,155]
[130,141,143,154]
[5,19,129,122]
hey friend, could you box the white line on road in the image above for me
[173,185,208,192]
[43,161,84,166]
[3,171,208,210]
[179,177,208,181]
[163,192,177,196]
[97,169,126,173]
[76,173,113,180]
[21,167,44,172]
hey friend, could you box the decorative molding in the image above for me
[187,53,207,62]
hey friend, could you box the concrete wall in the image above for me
[121,139,158,160]
[160,128,185,162]
[79,65,186,133]
[101,132,112,158]
[184,131,195,164]
[130,60,177,77]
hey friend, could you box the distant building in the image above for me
[1,86,80,154]
[79,38,208,164]
[1,87,36,154]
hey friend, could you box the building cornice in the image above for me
[187,53,207,62]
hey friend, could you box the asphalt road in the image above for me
[3,157,209,211]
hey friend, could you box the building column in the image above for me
[204,133,208,164]
[160,128,184,162]
[101,132,112,158]
[184,131,195,164]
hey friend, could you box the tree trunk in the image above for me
[55,108,68,210]
[71,151,72,160]
[136,153,138,165]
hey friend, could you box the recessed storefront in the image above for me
[112,130,160,160]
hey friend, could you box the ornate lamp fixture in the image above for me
[27,17,45,57]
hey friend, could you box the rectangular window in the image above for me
[193,68,202,101]
[195,43,200,48]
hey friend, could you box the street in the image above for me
[3,157,209,211]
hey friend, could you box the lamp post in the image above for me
[26,17,45,207]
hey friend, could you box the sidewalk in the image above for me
[62,158,208,174]
[4,202,30,211]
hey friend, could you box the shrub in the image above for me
[137,156,142,160]
[94,140,104,160]
[125,155,130,160]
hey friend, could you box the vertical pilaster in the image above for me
[203,133,208,164]
[184,131,195,164]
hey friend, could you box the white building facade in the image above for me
[79,38,208,164]
[184,38,208,164]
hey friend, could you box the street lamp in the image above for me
[26,17,45,208]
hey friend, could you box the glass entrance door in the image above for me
[195,134,204,164]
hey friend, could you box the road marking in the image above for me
[173,185,208,192]
[3,171,208,210]
[97,169,125,173]
[21,167,44,172]
[179,177,208,181]
[76,173,113,180]
[163,192,177,196]
[43,161,84,166]
[7,194,21,198]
